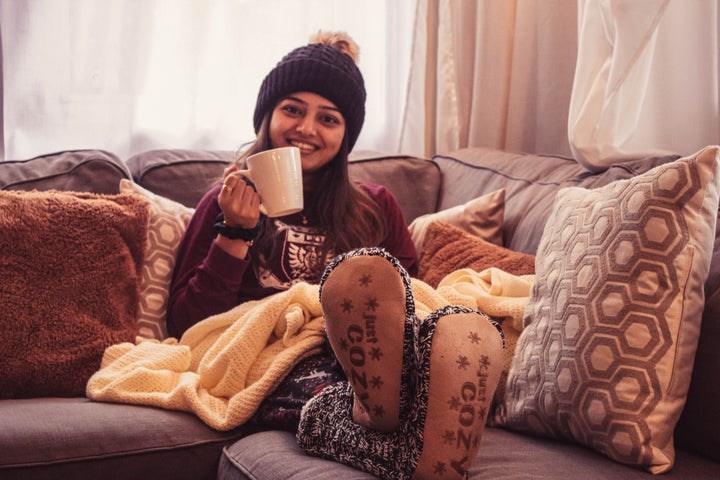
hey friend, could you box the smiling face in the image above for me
[269,92,346,173]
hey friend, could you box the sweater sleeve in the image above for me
[360,183,418,276]
[166,184,251,338]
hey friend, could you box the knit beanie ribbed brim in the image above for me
[253,43,366,150]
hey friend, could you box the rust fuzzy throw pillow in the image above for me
[0,190,149,398]
[417,221,535,288]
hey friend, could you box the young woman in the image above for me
[167,32,417,340]
[166,32,418,431]
[168,32,503,479]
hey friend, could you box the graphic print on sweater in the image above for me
[255,220,334,289]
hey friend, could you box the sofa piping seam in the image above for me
[0,435,244,470]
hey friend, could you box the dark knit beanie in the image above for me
[253,42,366,150]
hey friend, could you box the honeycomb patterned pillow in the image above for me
[498,146,720,474]
[120,180,195,340]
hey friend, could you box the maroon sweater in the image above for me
[167,181,417,338]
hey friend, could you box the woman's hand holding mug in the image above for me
[218,165,262,229]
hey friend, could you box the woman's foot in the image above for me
[319,248,415,432]
[297,305,504,480]
[412,306,504,479]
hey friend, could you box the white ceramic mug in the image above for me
[240,146,304,217]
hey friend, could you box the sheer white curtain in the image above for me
[4,0,717,166]
[570,0,719,171]
[0,0,414,160]
[400,0,719,167]
[400,0,579,158]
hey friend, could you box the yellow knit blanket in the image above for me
[86,268,533,431]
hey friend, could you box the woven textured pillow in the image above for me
[499,146,720,473]
[120,180,195,340]
[417,220,534,288]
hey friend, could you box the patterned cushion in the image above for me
[120,180,195,340]
[498,146,720,473]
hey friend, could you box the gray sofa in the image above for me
[1,147,718,479]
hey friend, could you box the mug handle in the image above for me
[235,169,269,216]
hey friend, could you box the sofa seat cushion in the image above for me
[217,428,719,480]
[218,430,377,480]
[0,397,247,480]
[469,428,719,479]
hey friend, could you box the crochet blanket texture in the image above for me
[86,268,533,431]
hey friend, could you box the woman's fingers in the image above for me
[221,170,242,192]
[222,164,239,179]
[222,170,256,193]
[218,177,261,228]
[221,176,253,199]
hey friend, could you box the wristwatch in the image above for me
[212,213,261,242]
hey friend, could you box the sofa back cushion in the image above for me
[127,149,440,224]
[348,151,440,224]
[434,148,679,254]
[0,149,131,193]
[126,149,234,208]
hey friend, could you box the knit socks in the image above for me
[318,248,415,431]
[299,248,504,479]
[412,306,504,479]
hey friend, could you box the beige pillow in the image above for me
[498,146,720,473]
[120,180,195,340]
[408,188,504,252]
